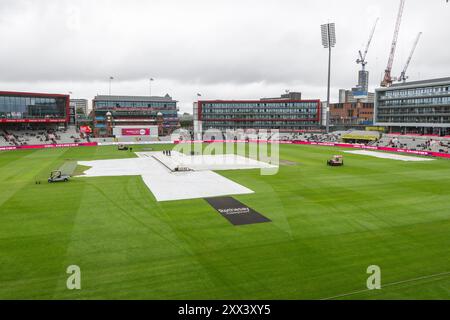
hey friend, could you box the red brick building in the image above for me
[329,102,374,127]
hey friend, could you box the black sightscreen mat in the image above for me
[205,197,271,226]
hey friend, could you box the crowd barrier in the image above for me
[291,140,450,159]
[0,140,176,152]
[175,139,450,160]
[2,139,450,160]
[0,142,98,151]
[96,141,173,146]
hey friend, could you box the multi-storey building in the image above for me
[70,99,88,115]
[329,102,374,128]
[92,94,179,137]
[0,91,69,125]
[374,77,450,135]
[194,98,321,135]
[69,98,89,125]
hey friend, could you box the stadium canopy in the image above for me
[342,131,380,142]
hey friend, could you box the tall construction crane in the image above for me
[380,0,406,87]
[356,18,379,70]
[397,32,422,82]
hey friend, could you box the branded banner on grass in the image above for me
[205,196,271,226]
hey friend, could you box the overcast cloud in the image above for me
[0,0,449,113]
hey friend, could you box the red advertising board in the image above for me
[0,142,97,152]
[174,139,450,160]
[0,118,66,123]
[121,128,151,136]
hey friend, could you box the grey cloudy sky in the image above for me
[0,0,449,113]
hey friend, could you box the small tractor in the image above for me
[118,144,129,151]
[48,170,70,183]
[327,155,344,167]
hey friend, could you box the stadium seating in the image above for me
[2,125,449,155]
[374,134,450,153]
[0,126,89,147]
[269,130,450,154]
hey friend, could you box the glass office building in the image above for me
[195,99,321,133]
[92,94,179,137]
[374,77,450,135]
[0,91,69,123]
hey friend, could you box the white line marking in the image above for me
[321,271,450,300]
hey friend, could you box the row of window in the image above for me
[376,116,450,123]
[202,114,317,120]
[331,103,373,109]
[0,108,66,119]
[203,121,319,126]
[0,96,65,107]
[0,96,66,119]
[201,102,318,108]
[95,110,177,117]
[377,107,450,115]
[381,85,450,98]
[94,101,176,108]
[201,108,318,114]
[378,96,450,107]
[330,119,373,125]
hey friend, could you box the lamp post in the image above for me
[321,23,336,134]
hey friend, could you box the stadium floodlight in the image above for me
[321,23,336,48]
[321,22,336,134]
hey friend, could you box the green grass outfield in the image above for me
[0,143,449,299]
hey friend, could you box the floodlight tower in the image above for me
[321,22,336,134]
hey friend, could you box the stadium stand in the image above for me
[2,123,449,155]
[0,126,89,147]
[374,134,450,153]
[254,129,450,154]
